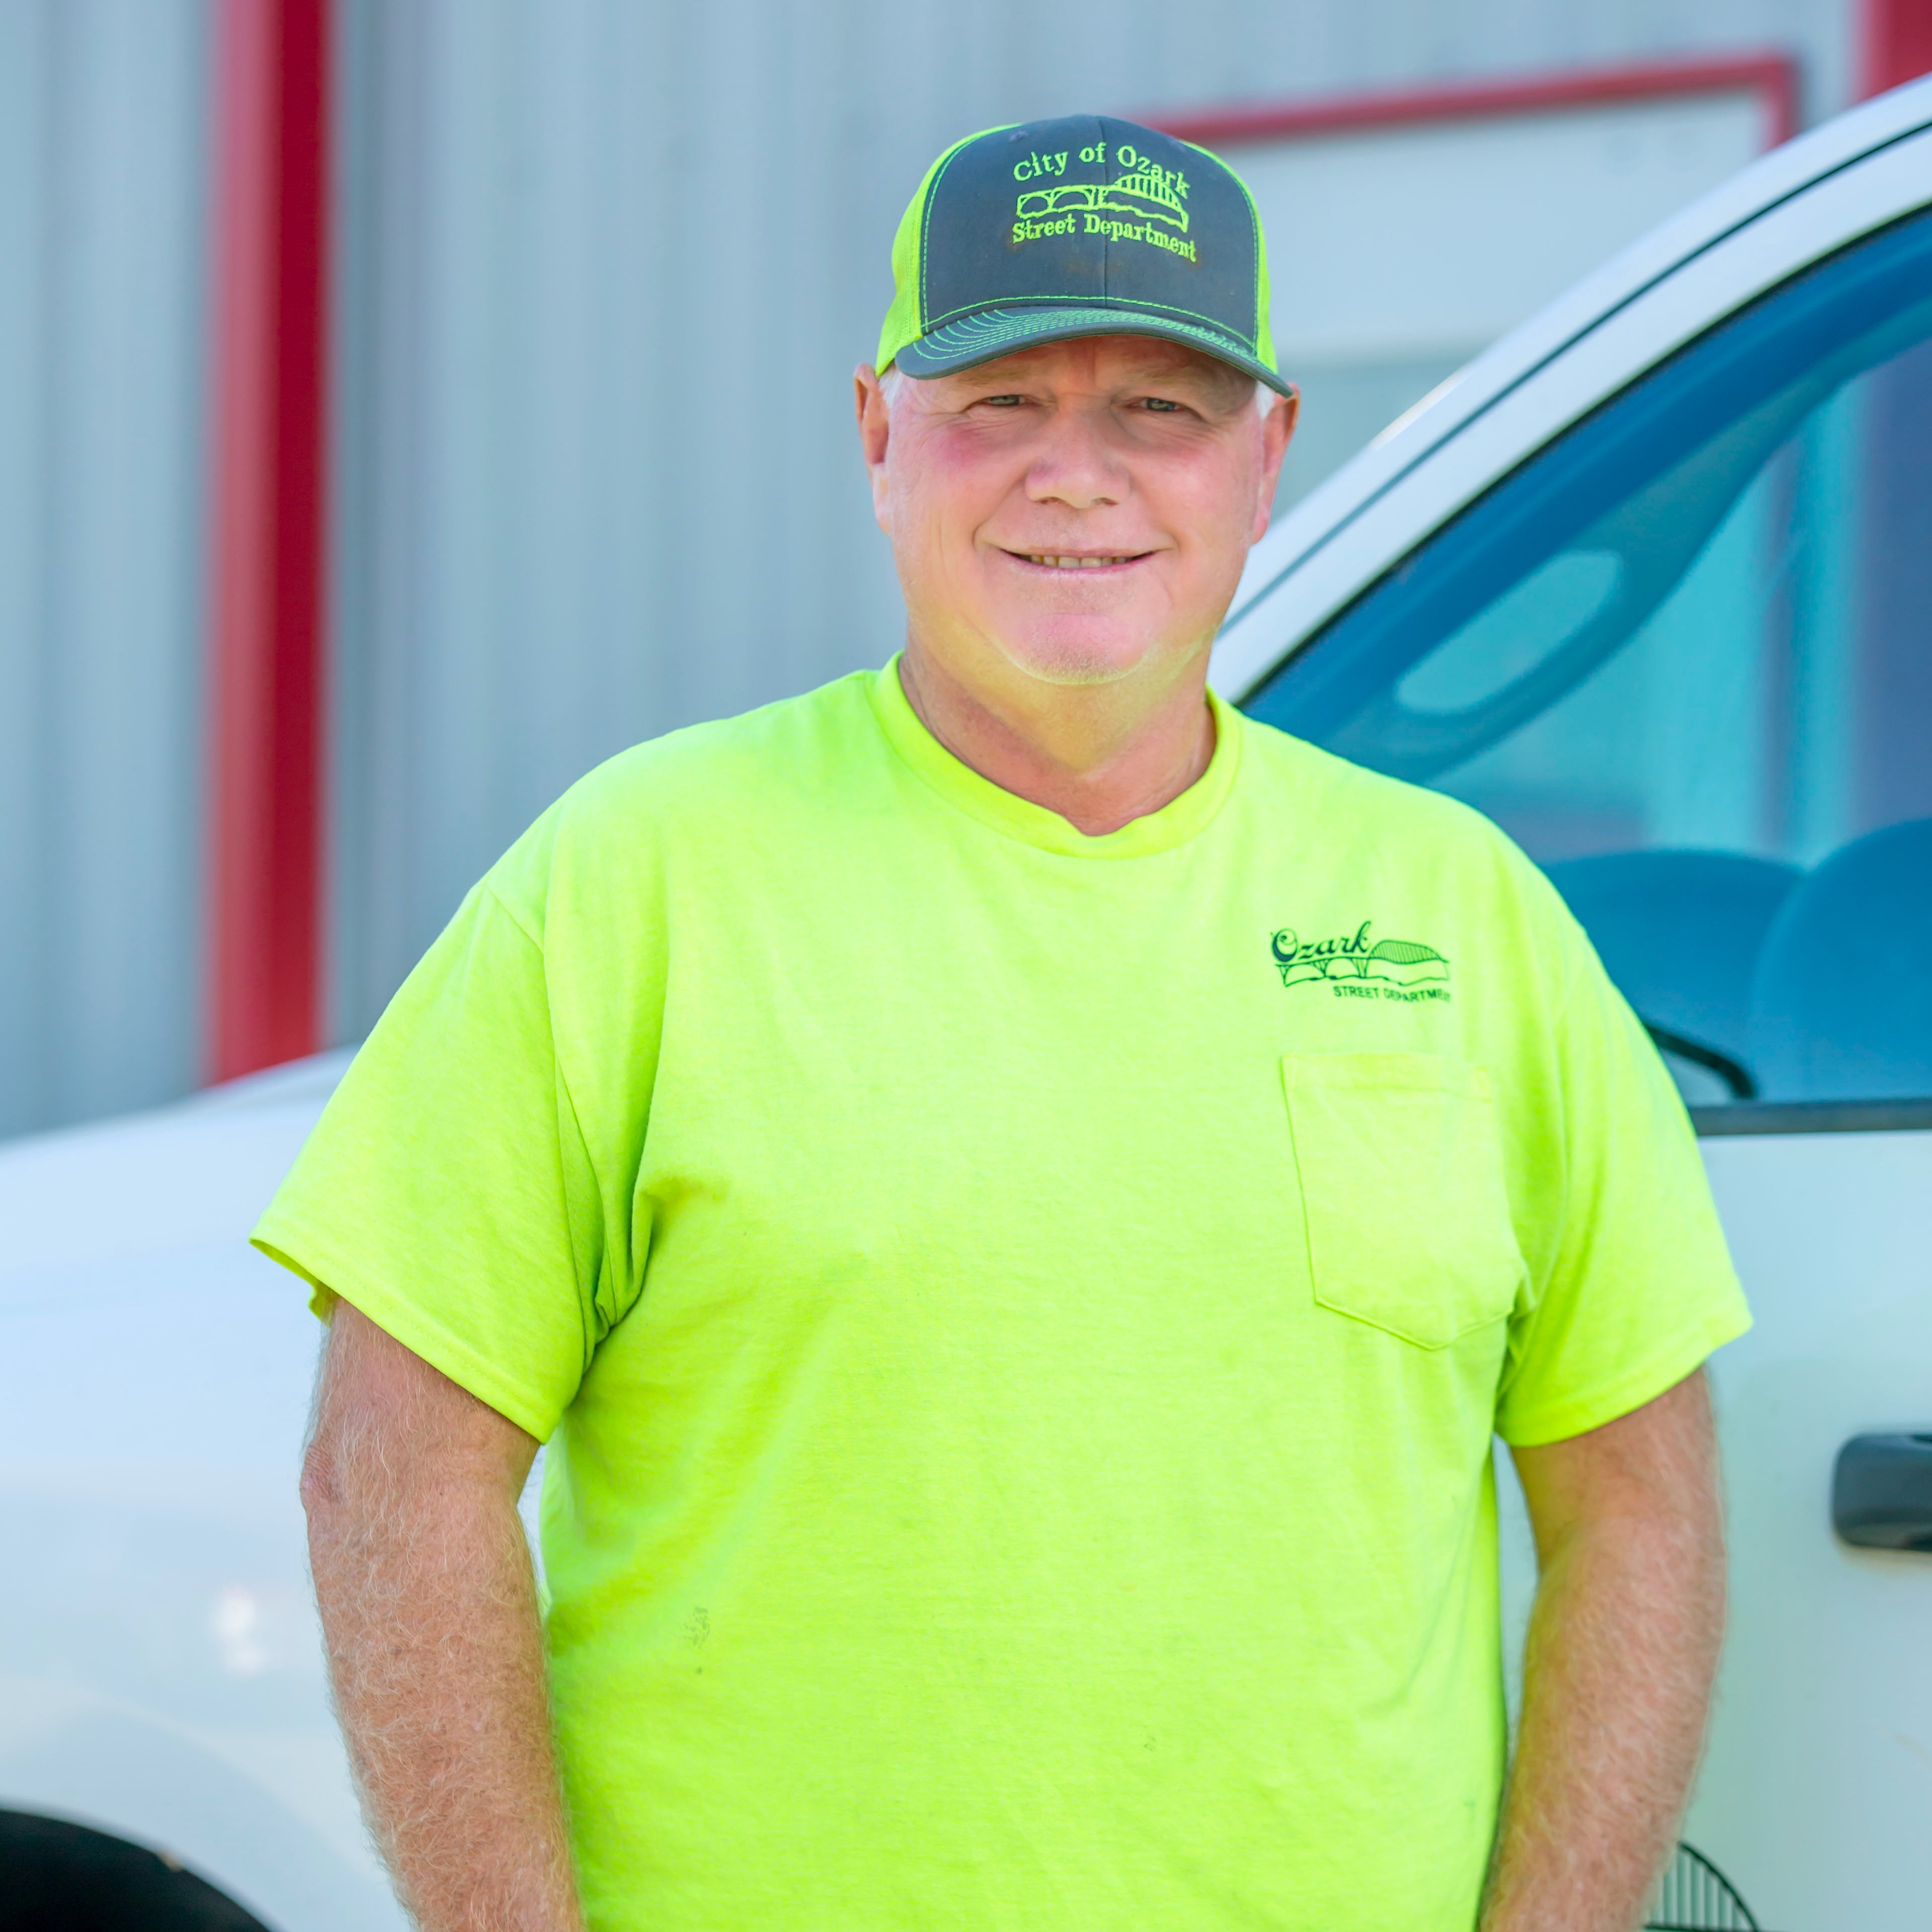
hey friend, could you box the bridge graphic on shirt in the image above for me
[1270,923,1451,990]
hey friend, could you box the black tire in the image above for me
[0,1811,274,1931]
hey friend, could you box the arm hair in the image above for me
[301,1300,586,1932]
[1482,1370,1726,1931]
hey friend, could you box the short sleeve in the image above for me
[1494,925,1752,1447]
[252,878,608,1441]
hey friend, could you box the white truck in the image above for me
[5,73,1930,1932]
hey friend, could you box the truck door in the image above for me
[1243,199,1932,1931]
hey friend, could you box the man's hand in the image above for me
[301,1299,586,1932]
[1483,1370,1725,1932]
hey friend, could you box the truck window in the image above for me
[1246,203,1932,1115]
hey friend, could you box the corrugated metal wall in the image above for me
[0,0,209,1136]
[0,0,1857,1135]
[326,0,1854,1044]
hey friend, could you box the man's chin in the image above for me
[989,627,1174,689]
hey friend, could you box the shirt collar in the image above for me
[866,654,1243,859]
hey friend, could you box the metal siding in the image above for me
[326,0,1854,1042]
[0,0,1860,1129]
[0,1,49,1135]
[0,1,208,1136]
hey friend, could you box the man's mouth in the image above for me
[1005,550,1150,570]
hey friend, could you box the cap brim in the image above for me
[893,303,1293,395]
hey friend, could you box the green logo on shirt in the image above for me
[1271,923,1452,1002]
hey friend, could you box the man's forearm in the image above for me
[1484,1375,1725,1931]
[302,1302,585,1932]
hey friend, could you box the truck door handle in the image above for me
[1832,1434,1932,1551]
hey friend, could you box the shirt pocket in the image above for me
[1281,1052,1526,1350]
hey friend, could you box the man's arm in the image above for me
[1482,1369,1725,1932]
[300,1299,585,1932]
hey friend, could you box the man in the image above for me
[266,115,1749,1931]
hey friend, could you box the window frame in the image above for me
[1215,126,1932,1139]
[1212,118,1932,704]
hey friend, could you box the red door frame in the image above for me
[1154,52,1799,152]
[1862,0,1932,95]
[207,0,331,1083]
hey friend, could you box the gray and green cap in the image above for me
[877,115,1287,394]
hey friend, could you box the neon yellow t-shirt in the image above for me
[256,662,1749,1931]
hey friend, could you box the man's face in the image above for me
[858,336,1296,692]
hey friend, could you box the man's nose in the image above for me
[1023,403,1127,510]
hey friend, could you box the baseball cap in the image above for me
[876,115,1289,395]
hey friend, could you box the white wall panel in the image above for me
[1250,93,1770,365]
[1236,88,1772,500]
[0,0,208,1137]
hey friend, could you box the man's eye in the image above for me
[980,394,1025,409]
[1141,396,1184,413]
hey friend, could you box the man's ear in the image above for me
[855,364,893,534]
[1251,386,1299,542]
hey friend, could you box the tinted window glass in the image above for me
[1246,206,1932,1111]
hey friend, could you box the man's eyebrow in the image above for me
[1123,371,1247,405]
[934,359,1243,403]
[947,362,1039,388]
[1118,356,1239,387]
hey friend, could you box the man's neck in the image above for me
[897,641,1217,838]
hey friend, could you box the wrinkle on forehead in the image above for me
[884,337,1261,415]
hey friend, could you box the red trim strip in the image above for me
[1155,53,1800,154]
[208,0,331,1082]
[1861,0,1932,96]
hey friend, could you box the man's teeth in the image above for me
[1025,554,1132,568]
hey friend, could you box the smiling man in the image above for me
[264,116,1749,1932]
